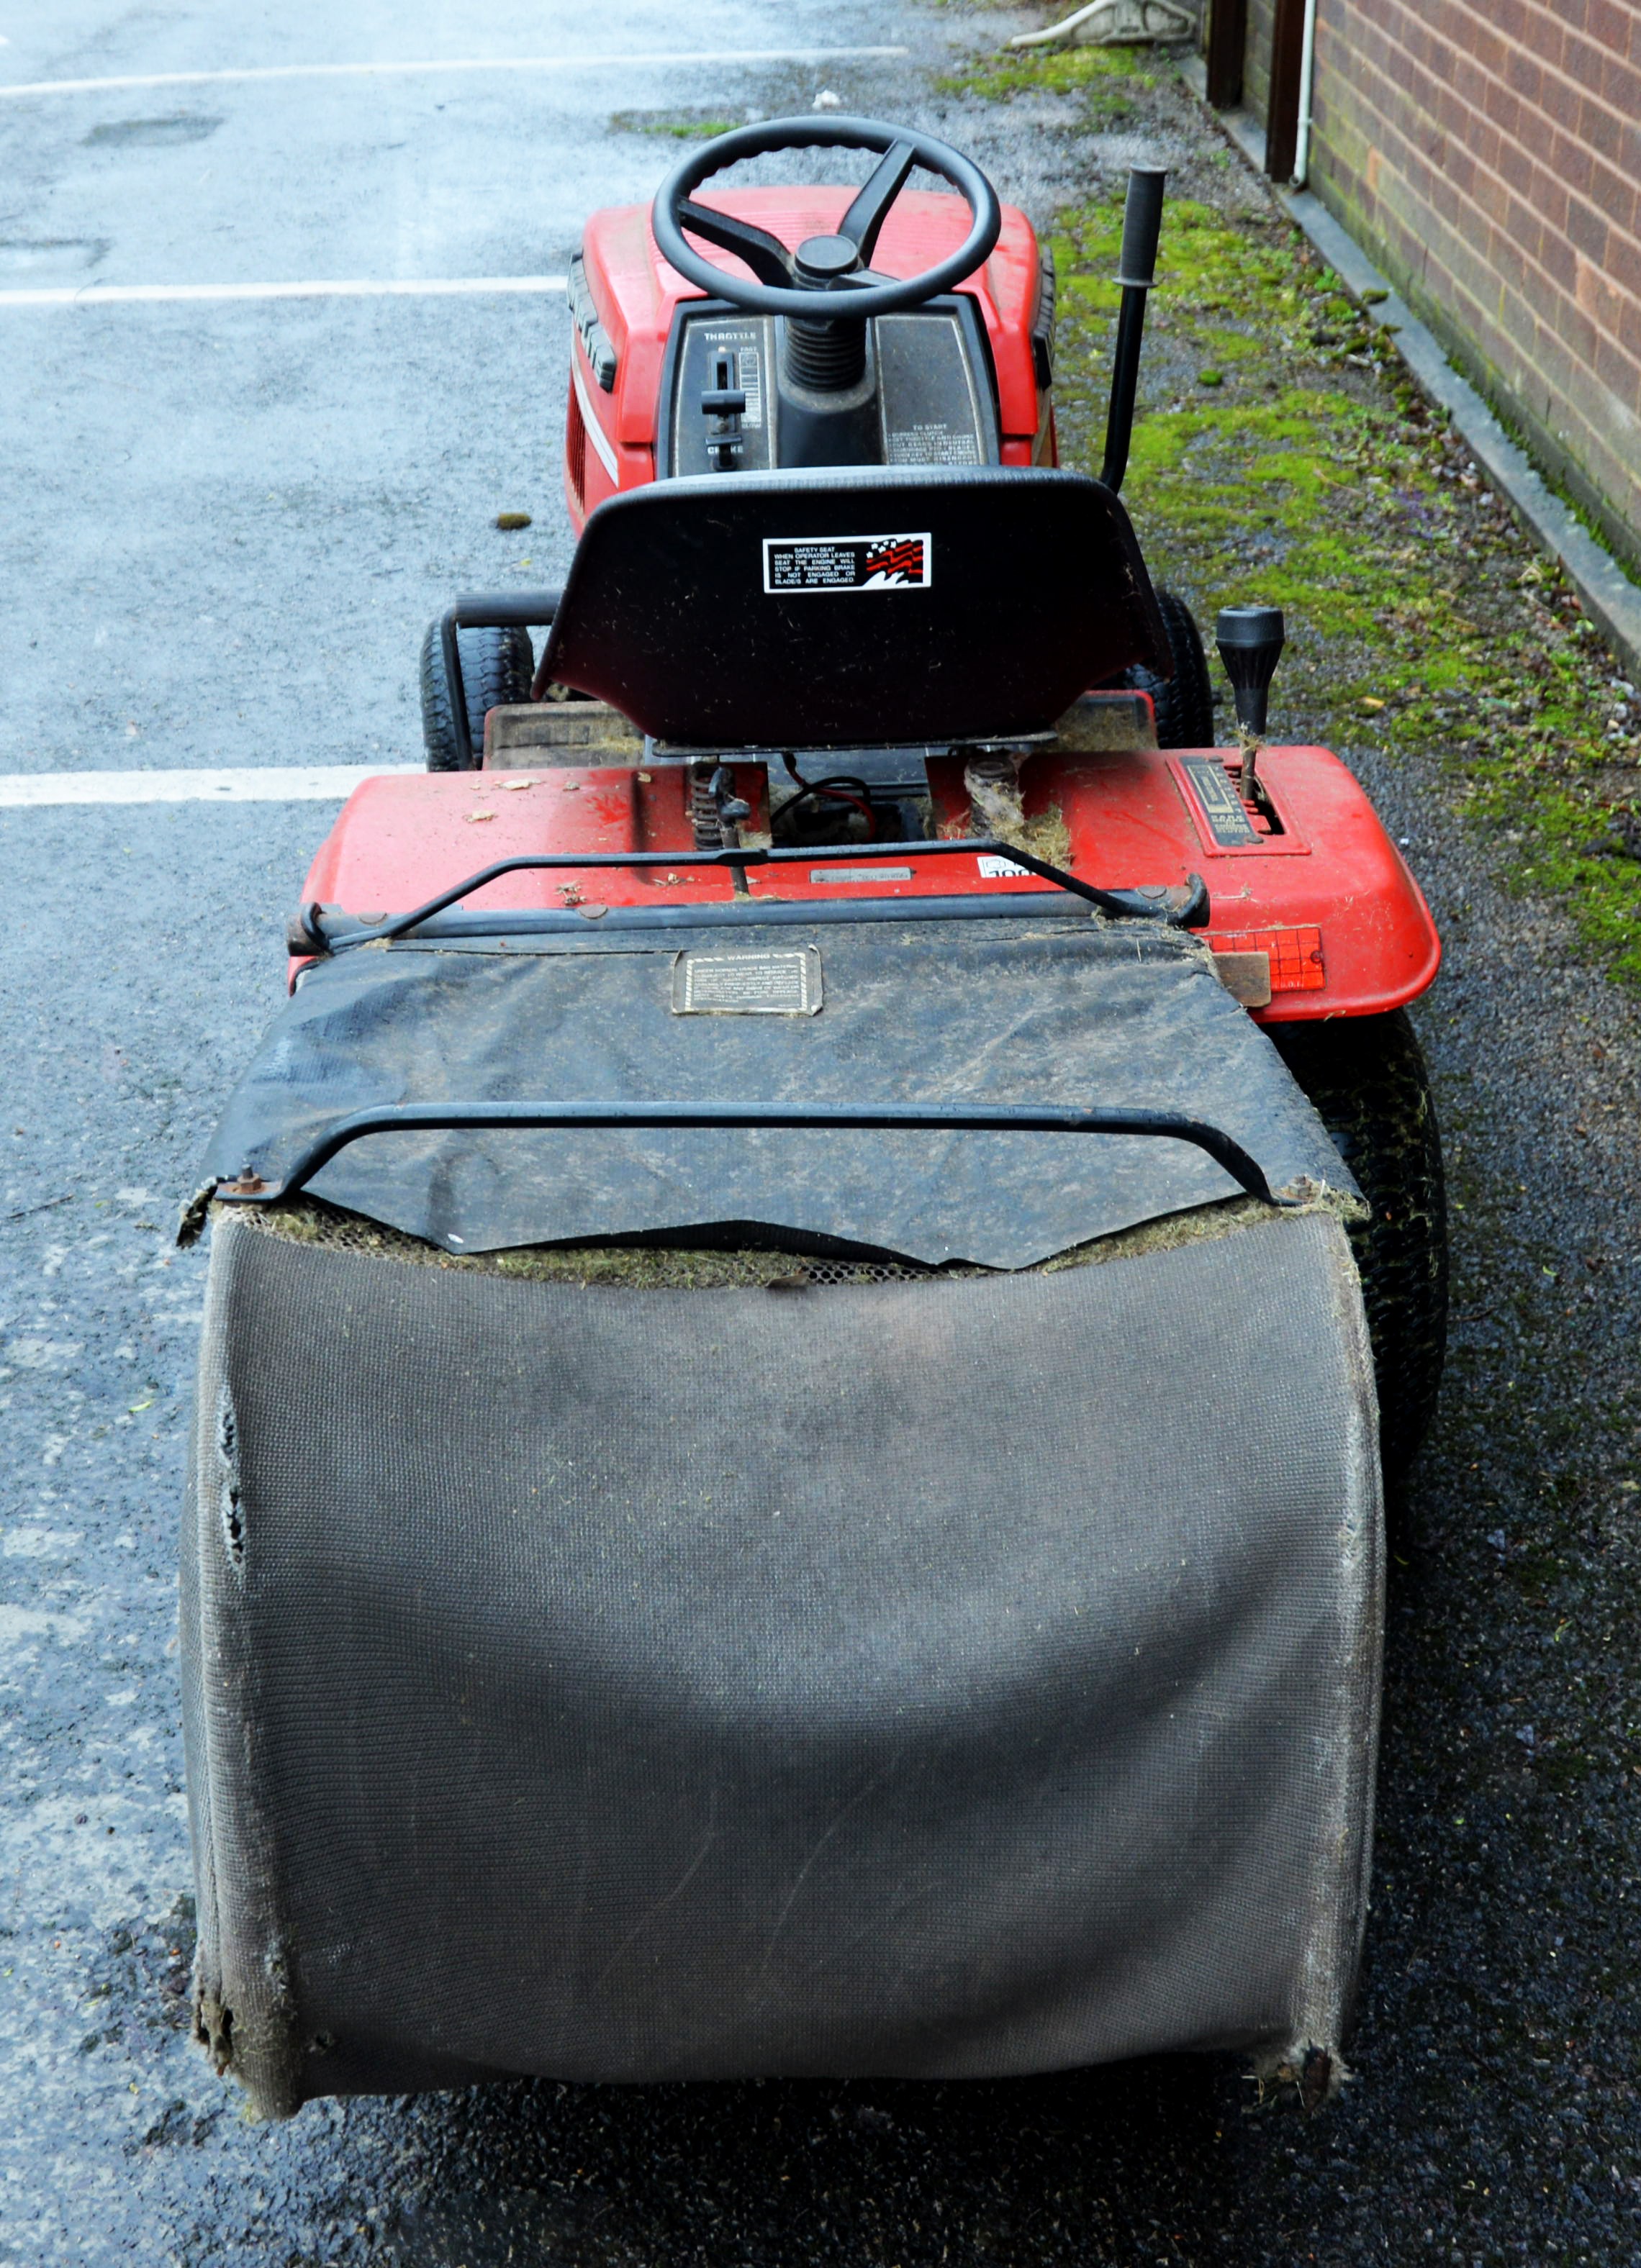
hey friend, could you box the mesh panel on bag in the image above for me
[184,1202,1382,2115]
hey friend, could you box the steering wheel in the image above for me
[651,115,1003,322]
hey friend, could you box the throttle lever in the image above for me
[702,352,745,472]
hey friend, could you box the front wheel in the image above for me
[419,620,535,770]
[1270,1010,1448,1484]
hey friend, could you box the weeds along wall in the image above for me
[1305,0,1641,577]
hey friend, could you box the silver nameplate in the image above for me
[672,945,823,1015]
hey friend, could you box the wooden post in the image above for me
[1204,0,1248,109]
[1265,0,1308,181]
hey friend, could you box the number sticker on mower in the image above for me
[763,534,931,592]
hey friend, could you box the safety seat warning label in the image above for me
[763,532,931,593]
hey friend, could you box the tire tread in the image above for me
[420,621,535,771]
[1272,1009,1448,1482]
[1126,587,1215,748]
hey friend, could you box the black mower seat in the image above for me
[539,467,1170,749]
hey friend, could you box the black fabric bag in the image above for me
[204,920,1355,1266]
[184,1203,1381,2118]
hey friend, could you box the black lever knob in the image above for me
[701,386,747,417]
[1117,167,1167,289]
[1216,604,1285,737]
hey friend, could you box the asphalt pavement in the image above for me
[3,5,1641,2264]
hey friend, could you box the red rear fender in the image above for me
[297,740,1437,1023]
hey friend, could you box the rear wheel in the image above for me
[419,620,535,770]
[1127,586,1215,748]
[1270,1010,1448,1484]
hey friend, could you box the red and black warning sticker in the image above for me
[762,532,931,593]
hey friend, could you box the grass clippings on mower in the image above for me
[228,1191,1327,1284]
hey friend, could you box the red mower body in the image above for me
[299,717,1437,1023]
[564,189,1054,525]
[295,168,1438,1028]
[189,132,1446,2123]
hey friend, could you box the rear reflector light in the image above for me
[1211,925,1324,992]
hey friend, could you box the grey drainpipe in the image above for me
[1292,0,1319,187]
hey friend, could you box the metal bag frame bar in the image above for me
[298,840,1209,956]
[204,1098,1288,1213]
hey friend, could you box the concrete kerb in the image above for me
[1177,53,1641,682]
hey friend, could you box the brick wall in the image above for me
[1308,0,1641,572]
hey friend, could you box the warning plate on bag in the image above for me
[672,945,823,1015]
[763,532,931,592]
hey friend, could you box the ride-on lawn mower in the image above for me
[181,119,1445,2119]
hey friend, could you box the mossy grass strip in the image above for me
[1031,171,1641,981]
[936,45,1154,106]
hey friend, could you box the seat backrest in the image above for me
[540,466,1170,748]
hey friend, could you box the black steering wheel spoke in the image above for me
[675,200,795,290]
[652,114,1002,322]
[838,138,918,264]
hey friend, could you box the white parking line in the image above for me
[0,766,420,807]
[0,275,566,309]
[0,47,908,99]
